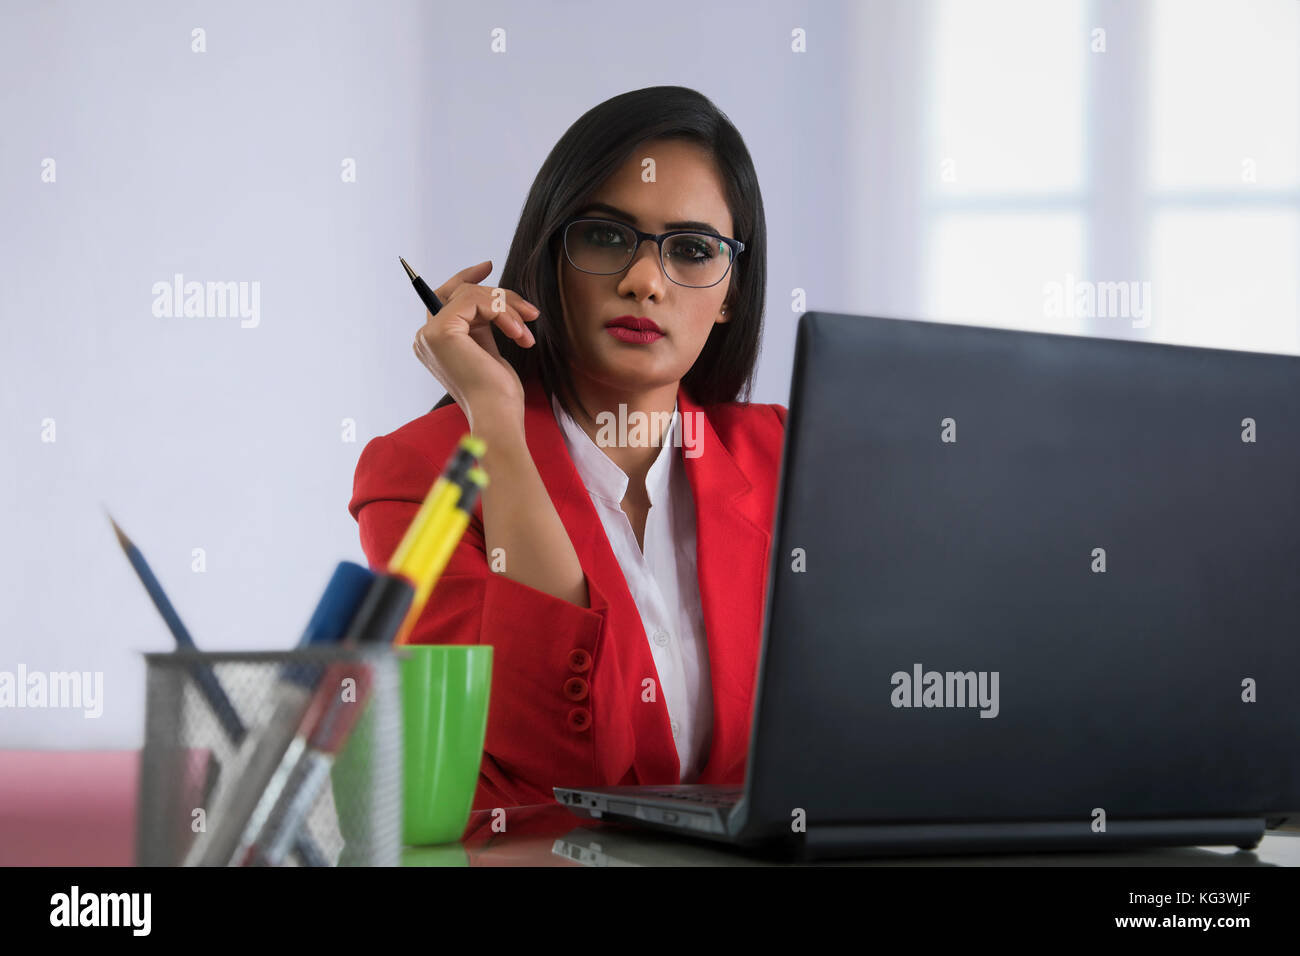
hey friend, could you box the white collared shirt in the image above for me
[551,391,713,783]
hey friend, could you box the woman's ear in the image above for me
[719,278,736,322]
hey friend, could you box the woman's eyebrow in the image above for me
[578,201,722,235]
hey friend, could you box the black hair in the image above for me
[431,85,767,423]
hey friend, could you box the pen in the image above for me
[400,256,444,314]
[233,572,415,865]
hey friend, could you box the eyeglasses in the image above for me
[561,216,745,289]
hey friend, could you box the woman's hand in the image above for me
[412,260,540,433]
[413,262,587,608]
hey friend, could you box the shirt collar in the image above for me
[551,391,680,507]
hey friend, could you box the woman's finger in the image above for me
[461,288,535,347]
[433,260,493,305]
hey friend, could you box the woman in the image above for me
[348,86,787,811]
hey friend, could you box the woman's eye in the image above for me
[587,226,626,246]
[668,237,715,262]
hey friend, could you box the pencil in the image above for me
[106,510,243,740]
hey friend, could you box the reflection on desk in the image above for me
[400,803,1300,867]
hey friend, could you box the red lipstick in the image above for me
[605,315,665,344]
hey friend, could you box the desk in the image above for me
[3,751,1297,867]
[427,802,1300,867]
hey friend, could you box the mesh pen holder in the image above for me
[136,647,402,866]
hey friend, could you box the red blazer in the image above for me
[348,374,787,811]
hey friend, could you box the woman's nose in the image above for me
[622,240,665,290]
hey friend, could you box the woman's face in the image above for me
[556,138,735,397]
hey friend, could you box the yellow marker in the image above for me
[387,434,485,579]
[394,466,488,645]
[395,460,479,609]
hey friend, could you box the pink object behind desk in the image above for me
[0,750,139,866]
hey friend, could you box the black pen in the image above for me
[399,257,444,314]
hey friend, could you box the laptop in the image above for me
[554,311,1300,860]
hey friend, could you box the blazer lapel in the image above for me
[677,386,773,783]
[518,376,771,786]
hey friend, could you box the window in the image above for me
[1146,0,1299,353]
[919,0,1299,354]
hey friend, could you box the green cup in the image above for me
[401,644,493,846]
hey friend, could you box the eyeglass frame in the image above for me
[560,216,746,289]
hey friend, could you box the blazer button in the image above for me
[566,707,591,732]
[567,648,592,673]
[563,677,589,701]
